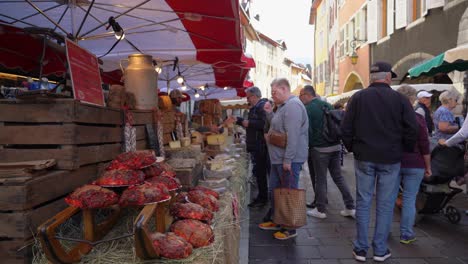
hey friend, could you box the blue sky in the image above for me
[252,0,315,66]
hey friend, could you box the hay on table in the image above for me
[33,194,237,264]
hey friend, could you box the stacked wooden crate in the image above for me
[160,110,176,145]
[0,99,156,263]
[192,99,222,127]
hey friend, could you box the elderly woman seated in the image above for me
[432,90,460,145]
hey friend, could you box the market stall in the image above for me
[0,1,254,263]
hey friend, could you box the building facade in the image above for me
[311,0,468,97]
[371,0,468,93]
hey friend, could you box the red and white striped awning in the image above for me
[0,0,254,96]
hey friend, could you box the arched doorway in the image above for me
[343,72,364,93]
[393,52,435,84]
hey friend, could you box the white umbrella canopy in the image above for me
[0,0,252,93]
[159,86,238,101]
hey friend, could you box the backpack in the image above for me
[322,106,344,143]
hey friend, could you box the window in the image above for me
[339,28,345,58]
[345,21,354,55]
[318,31,324,51]
[408,0,424,23]
[355,12,361,42]
[361,7,368,41]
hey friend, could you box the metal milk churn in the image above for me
[122,54,158,110]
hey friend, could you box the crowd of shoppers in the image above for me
[239,61,465,262]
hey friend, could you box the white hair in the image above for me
[439,90,459,104]
[370,72,389,82]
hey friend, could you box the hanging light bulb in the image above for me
[108,17,125,40]
[155,66,162,74]
[177,75,184,84]
[181,82,187,91]
[194,90,200,98]
[224,86,228,90]
[114,30,125,40]
[200,85,205,91]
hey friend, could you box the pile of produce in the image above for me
[151,232,193,259]
[65,185,119,209]
[191,186,220,199]
[187,190,219,212]
[147,175,181,191]
[170,203,213,223]
[107,150,157,170]
[142,162,174,178]
[119,182,171,207]
[95,170,145,187]
[170,219,214,248]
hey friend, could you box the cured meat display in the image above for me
[191,186,220,200]
[65,185,118,209]
[170,203,213,223]
[146,176,181,191]
[174,192,188,203]
[151,232,193,259]
[106,151,157,170]
[170,219,214,248]
[187,190,219,212]
[142,162,175,178]
[119,182,171,206]
[95,170,145,186]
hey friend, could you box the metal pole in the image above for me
[25,0,69,36]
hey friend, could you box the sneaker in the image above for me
[352,249,366,262]
[400,235,416,244]
[340,209,356,218]
[307,208,327,219]
[273,230,297,240]
[258,221,281,230]
[306,202,316,209]
[373,250,391,262]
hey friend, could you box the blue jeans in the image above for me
[268,163,303,221]
[400,168,424,238]
[353,160,401,255]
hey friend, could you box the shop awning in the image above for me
[0,0,254,96]
[408,44,468,78]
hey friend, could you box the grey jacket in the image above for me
[267,96,309,164]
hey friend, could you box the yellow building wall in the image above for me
[314,2,328,65]
[314,1,328,96]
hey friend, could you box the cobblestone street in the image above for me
[248,154,468,264]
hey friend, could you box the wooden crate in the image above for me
[0,143,121,170]
[0,164,98,211]
[0,164,100,263]
[0,198,66,239]
[0,238,33,264]
[0,100,157,169]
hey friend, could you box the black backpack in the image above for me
[322,106,344,143]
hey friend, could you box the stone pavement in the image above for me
[248,154,468,264]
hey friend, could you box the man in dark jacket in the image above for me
[341,62,418,262]
[236,86,269,207]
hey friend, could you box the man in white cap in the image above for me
[415,91,434,135]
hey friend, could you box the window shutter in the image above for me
[367,0,378,43]
[427,0,444,9]
[395,0,408,29]
[387,0,395,35]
